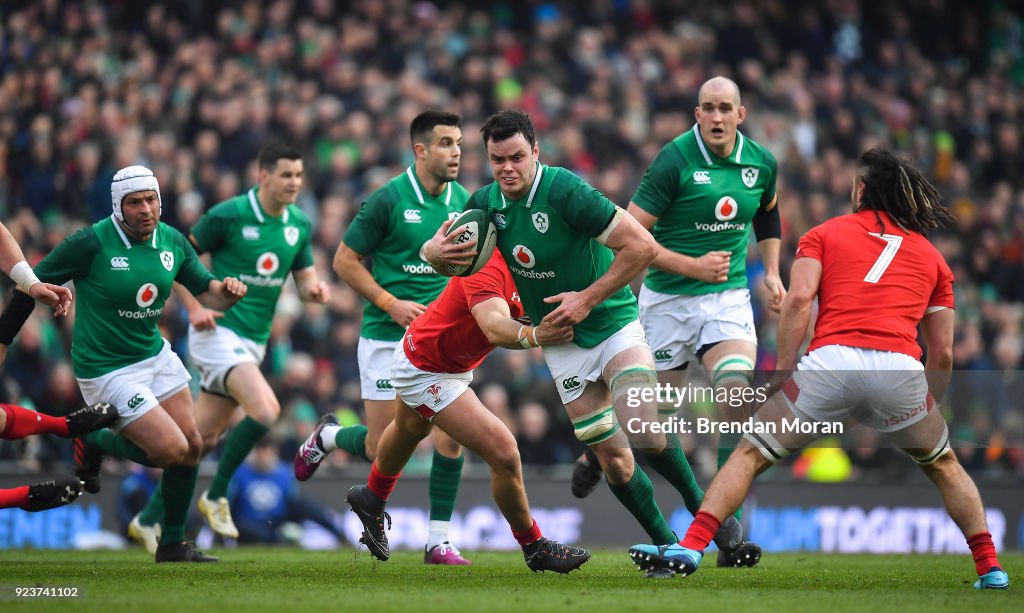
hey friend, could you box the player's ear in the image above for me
[737,105,747,125]
[413,141,427,159]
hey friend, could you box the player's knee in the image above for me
[572,406,619,447]
[488,432,521,476]
[596,447,633,483]
[249,397,281,426]
[150,438,190,467]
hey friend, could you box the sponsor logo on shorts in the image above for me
[693,170,711,184]
[426,383,442,405]
[561,376,582,391]
[127,394,145,410]
[882,399,930,428]
[256,252,280,276]
[376,379,393,390]
[654,349,673,361]
[110,256,129,270]
[404,209,422,223]
[715,196,739,221]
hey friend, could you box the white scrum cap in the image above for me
[111,165,161,223]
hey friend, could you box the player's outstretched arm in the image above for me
[775,257,821,372]
[196,277,247,311]
[543,209,656,328]
[921,308,954,403]
[471,297,573,349]
[422,219,477,277]
[333,242,424,327]
[293,267,331,305]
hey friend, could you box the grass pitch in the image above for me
[0,548,1019,612]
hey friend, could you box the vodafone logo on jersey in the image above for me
[715,196,739,221]
[512,245,536,269]
[257,252,280,276]
[136,283,158,308]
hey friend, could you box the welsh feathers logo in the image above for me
[715,196,739,221]
[512,245,536,269]
[257,252,280,276]
[284,226,299,246]
[426,383,442,405]
[159,251,174,271]
[136,283,158,307]
[741,167,759,188]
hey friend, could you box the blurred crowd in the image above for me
[1,0,1022,482]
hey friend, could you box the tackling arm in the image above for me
[471,297,573,349]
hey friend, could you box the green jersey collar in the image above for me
[405,166,452,206]
[498,162,544,209]
[111,214,157,249]
[248,187,290,224]
[693,124,746,165]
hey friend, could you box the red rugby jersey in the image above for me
[796,210,954,359]
[403,250,525,373]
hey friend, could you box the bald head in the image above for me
[698,76,741,107]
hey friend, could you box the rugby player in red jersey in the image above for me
[296,250,590,573]
[630,148,1009,589]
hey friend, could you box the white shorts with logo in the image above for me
[358,337,399,400]
[783,345,933,433]
[187,325,266,397]
[543,319,651,405]
[638,286,757,371]
[76,339,191,433]
[390,341,473,421]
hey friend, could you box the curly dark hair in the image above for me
[856,148,954,234]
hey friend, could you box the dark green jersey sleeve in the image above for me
[761,150,779,208]
[631,142,685,217]
[190,202,238,253]
[34,227,102,285]
[549,169,618,237]
[343,186,395,256]
[464,189,488,212]
[291,214,315,271]
[174,229,216,295]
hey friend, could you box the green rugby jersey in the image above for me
[468,163,638,348]
[344,167,469,341]
[632,125,778,295]
[190,187,314,344]
[35,217,214,378]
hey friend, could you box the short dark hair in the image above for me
[258,143,302,171]
[857,148,953,234]
[480,110,536,148]
[410,111,462,146]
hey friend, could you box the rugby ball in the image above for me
[444,209,497,277]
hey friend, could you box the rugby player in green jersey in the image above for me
[295,111,472,564]
[129,145,329,552]
[424,110,744,577]
[0,166,247,562]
